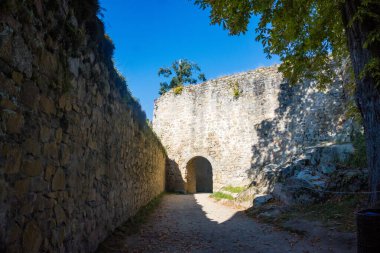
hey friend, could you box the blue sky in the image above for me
[99,0,279,119]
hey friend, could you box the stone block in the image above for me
[23,138,41,156]
[6,112,24,134]
[40,126,50,143]
[3,146,21,174]
[39,95,56,115]
[22,220,42,253]
[20,81,40,110]
[11,71,23,85]
[44,165,55,182]
[14,178,30,197]
[52,169,65,191]
[0,98,17,110]
[22,159,42,177]
[6,222,21,244]
[43,142,58,159]
[54,205,66,225]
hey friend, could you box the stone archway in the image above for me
[186,156,213,193]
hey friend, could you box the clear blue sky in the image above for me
[99,0,279,119]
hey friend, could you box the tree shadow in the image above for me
[247,80,351,186]
[97,194,355,253]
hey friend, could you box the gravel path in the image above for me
[106,194,355,253]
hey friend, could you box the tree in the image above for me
[158,59,207,95]
[194,0,380,206]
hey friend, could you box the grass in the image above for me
[222,185,246,194]
[97,193,164,252]
[210,191,234,201]
[249,195,366,233]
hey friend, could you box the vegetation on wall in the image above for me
[229,81,241,99]
[158,59,207,95]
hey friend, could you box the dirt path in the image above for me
[102,194,355,253]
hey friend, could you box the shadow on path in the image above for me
[97,194,355,253]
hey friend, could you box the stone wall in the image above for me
[153,66,353,192]
[0,1,166,252]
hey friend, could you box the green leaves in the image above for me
[158,59,207,95]
[194,0,349,86]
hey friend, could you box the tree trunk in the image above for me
[341,0,380,206]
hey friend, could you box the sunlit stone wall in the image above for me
[153,65,352,192]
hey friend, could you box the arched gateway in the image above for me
[186,156,213,193]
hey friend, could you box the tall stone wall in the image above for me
[153,66,353,192]
[0,1,166,252]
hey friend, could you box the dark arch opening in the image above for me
[186,156,213,193]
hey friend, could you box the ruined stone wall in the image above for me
[153,66,353,192]
[0,1,166,252]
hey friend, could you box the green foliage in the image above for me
[346,131,367,168]
[194,0,363,87]
[210,192,234,200]
[229,81,240,99]
[173,85,184,95]
[158,59,207,95]
[222,185,245,194]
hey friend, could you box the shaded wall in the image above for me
[0,1,166,252]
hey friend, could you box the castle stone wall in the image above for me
[153,66,352,192]
[0,1,166,252]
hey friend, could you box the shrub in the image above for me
[173,85,184,95]
[229,81,240,99]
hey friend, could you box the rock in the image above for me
[12,35,33,78]
[257,208,282,219]
[6,112,24,134]
[11,71,23,85]
[44,165,55,181]
[68,57,80,78]
[23,138,41,156]
[39,95,56,115]
[253,194,273,207]
[296,169,321,181]
[3,146,21,174]
[273,178,324,205]
[23,220,42,253]
[54,205,66,225]
[0,98,17,110]
[14,178,30,197]
[319,143,354,164]
[40,126,51,143]
[22,159,43,177]
[320,163,336,174]
[20,81,40,110]
[6,223,21,244]
[52,169,65,191]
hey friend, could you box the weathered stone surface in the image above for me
[23,138,41,156]
[253,194,273,207]
[154,66,353,192]
[3,146,21,174]
[11,71,23,85]
[22,159,42,177]
[54,205,66,225]
[14,179,30,197]
[0,3,166,252]
[22,221,42,253]
[6,112,24,134]
[51,169,65,191]
[39,96,56,115]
